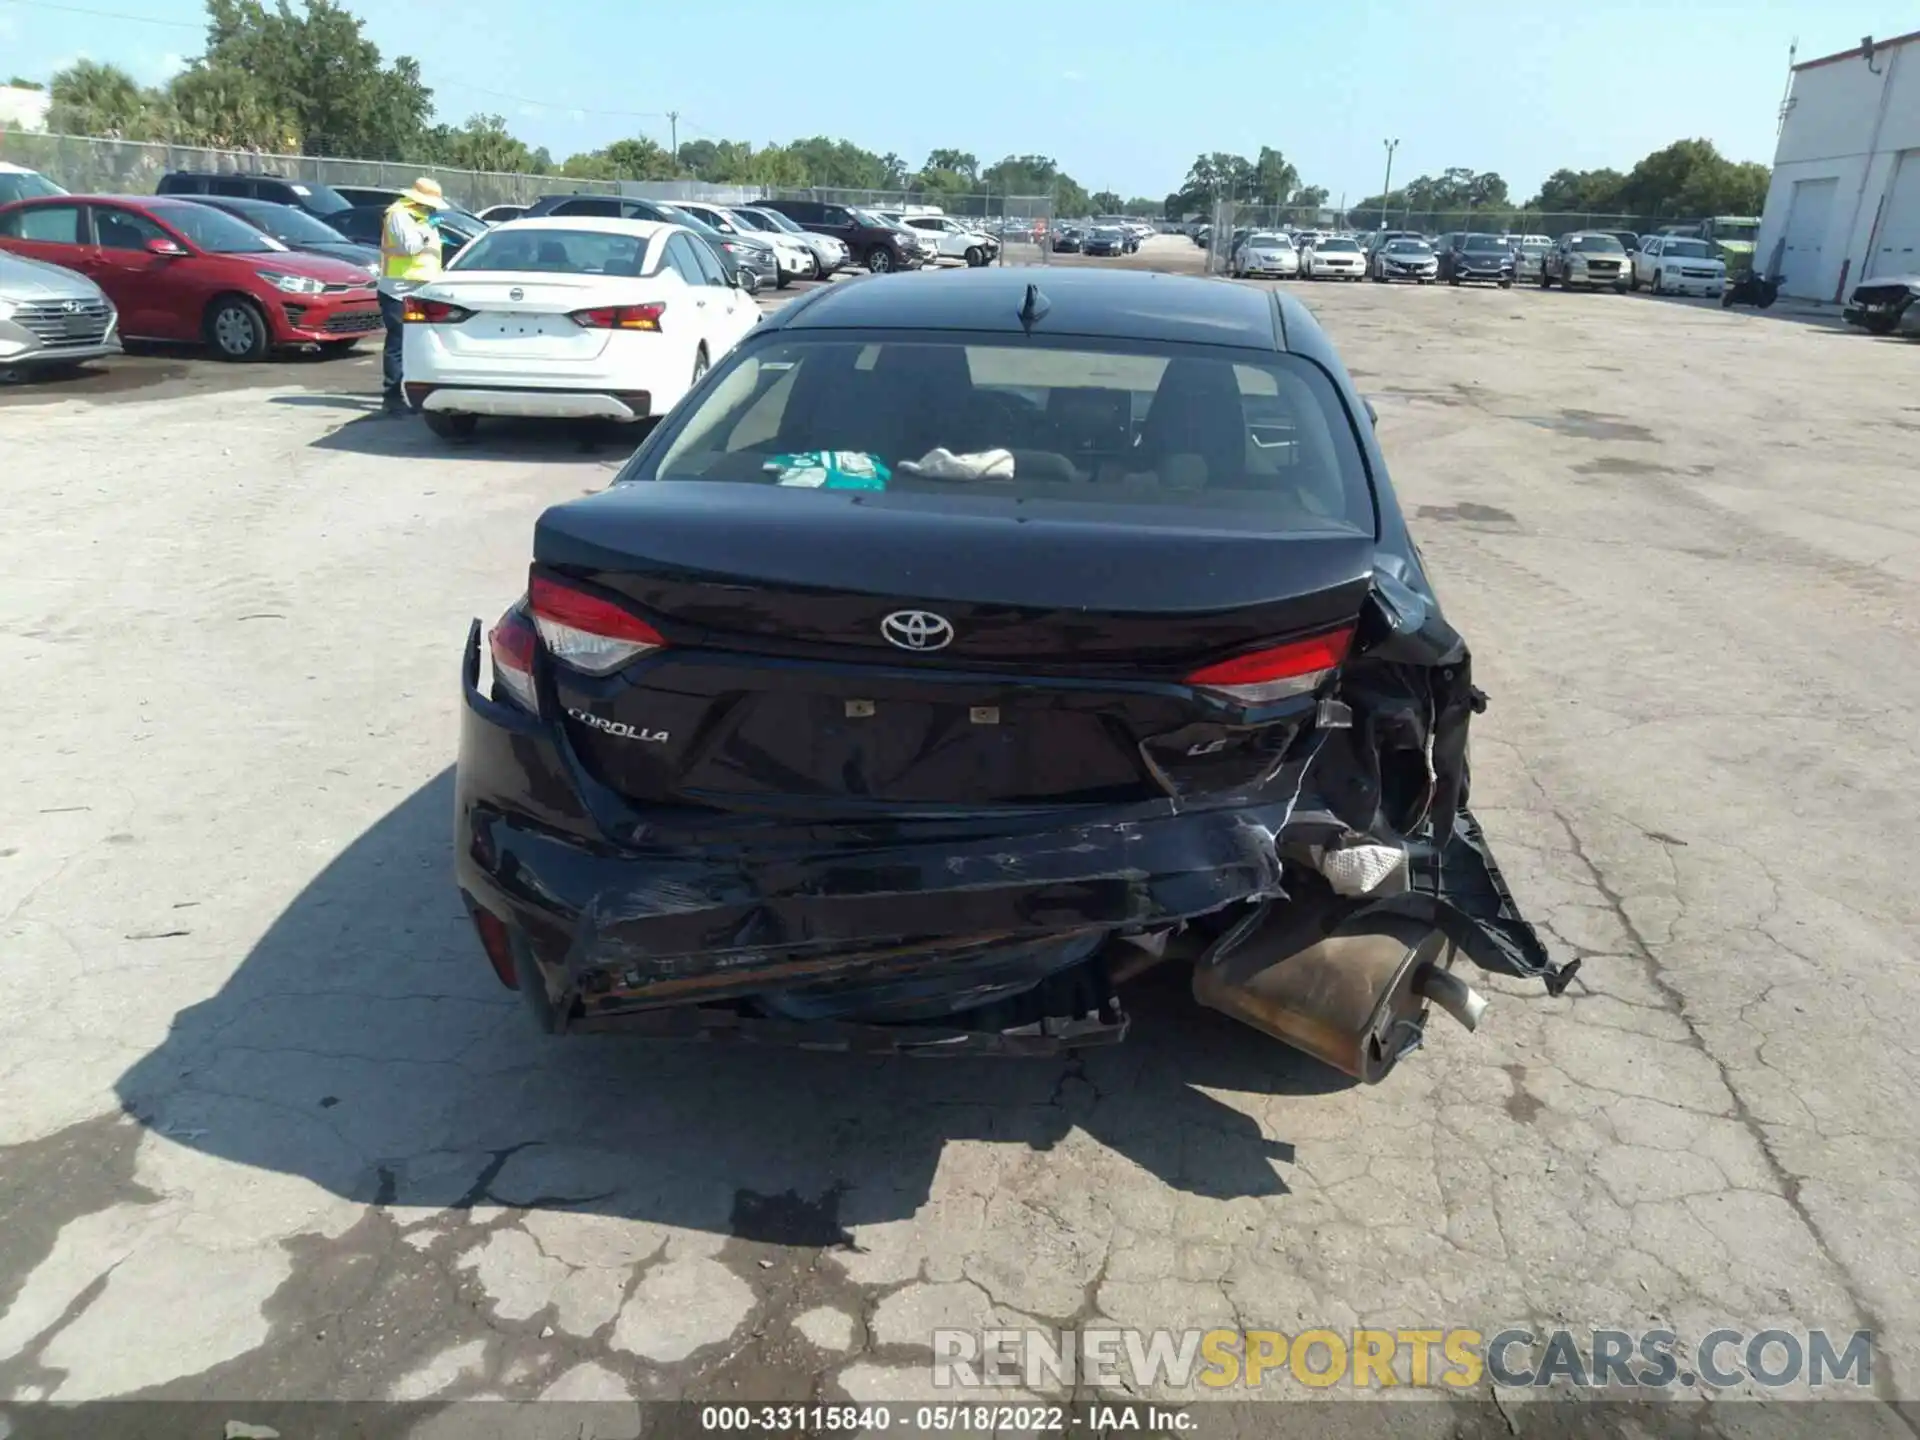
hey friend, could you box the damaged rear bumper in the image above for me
[455,615,1574,1076]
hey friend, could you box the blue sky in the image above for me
[2,0,1914,199]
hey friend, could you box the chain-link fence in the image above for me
[0,133,1059,260]
[0,131,623,211]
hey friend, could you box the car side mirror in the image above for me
[145,236,187,257]
[1363,398,1378,427]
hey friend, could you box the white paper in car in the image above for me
[898,447,1016,481]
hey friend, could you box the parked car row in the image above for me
[0,162,1026,374]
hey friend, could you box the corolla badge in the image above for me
[566,708,668,743]
[881,610,954,652]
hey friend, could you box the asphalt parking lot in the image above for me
[4,240,1919,1424]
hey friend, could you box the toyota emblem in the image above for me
[881,610,954,652]
[509,287,524,301]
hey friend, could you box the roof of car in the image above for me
[484,216,668,239]
[768,267,1300,351]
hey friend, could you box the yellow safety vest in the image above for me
[380,200,442,286]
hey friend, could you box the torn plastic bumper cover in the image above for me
[463,572,1577,1068]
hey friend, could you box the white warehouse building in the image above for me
[1758,30,1920,301]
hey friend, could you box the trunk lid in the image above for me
[534,482,1375,811]
[419,274,655,362]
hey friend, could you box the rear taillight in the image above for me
[528,574,666,675]
[1185,626,1354,705]
[402,297,472,324]
[488,604,539,711]
[569,303,664,332]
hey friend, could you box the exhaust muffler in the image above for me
[1192,903,1486,1084]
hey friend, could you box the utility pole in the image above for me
[1380,138,1399,231]
[668,111,680,165]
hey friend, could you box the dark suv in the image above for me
[156,170,353,221]
[755,198,927,273]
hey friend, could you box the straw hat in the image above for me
[401,176,447,209]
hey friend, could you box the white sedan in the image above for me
[1631,236,1727,298]
[400,217,760,440]
[1302,236,1367,280]
[1231,232,1300,278]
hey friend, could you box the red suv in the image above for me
[0,194,380,361]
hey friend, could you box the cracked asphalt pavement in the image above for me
[4,259,1919,1427]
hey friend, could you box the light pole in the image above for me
[1379,138,1399,231]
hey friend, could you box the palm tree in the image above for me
[47,59,155,138]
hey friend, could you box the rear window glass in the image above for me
[0,171,65,206]
[451,228,647,275]
[628,338,1373,533]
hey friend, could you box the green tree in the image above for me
[925,148,978,184]
[676,138,721,177]
[981,153,1089,214]
[7,77,46,90]
[48,59,162,138]
[1618,138,1767,217]
[433,113,536,173]
[195,0,433,157]
[786,136,894,189]
[1166,152,1258,216]
[1251,146,1298,206]
[165,65,298,148]
[559,136,679,182]
[1526,166,1625,212]
[1089,189,1123,213]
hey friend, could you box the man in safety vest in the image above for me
[376,176,447,416]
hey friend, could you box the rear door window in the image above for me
[5,203,86,244]
[686,236,730,287]
[638,337,1373,533]
[664,233,707,284]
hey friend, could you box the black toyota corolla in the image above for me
[454,267,1572,1081]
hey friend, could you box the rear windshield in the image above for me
[290,181,352,216]
[450,227,647,275]
[227,201,348,245]
[626,337,1374,533]
[0,171,65,206]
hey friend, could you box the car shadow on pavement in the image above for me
[268,394,384,413]
[114,771,1344,1238]
[307,413,652,463]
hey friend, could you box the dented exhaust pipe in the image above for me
[1192,904,1486,1084]
[1416,965,1488,1031]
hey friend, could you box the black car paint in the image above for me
[1437,236,1515,285]
[179,196,379,271]
[155,169,353,220]
[756,198,923,271]
[325,205,483,268]
[453,268,1565,1048]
